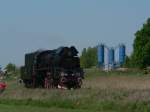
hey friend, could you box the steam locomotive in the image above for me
[21,46,84,89]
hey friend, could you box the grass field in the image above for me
[1,69,150,112]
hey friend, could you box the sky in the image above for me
[0,0,150,67]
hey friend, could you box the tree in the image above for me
[80,47,98,68]
[5,63,20,76]
[132,18,150,68]
[80,48,87,68]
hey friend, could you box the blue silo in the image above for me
[108,48,115,64]
[98,44,104,66]
[119,44,126,64]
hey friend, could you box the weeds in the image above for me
[0,70,150,112]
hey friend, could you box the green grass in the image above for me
[85,68,145,78]
[0,99,150,112]
[1,69,150,112]
[0,104,91,112]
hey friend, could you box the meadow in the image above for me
[0,69,150,112]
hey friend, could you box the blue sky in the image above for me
[0,0,150,66]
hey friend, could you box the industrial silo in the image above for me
[98,44,104,66]
[119,44,126,65]
[108,48,115,64]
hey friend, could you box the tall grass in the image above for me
[0,69,150,112]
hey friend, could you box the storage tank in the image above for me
[98,44,104,66]
[108,48,115,64]
[119,44,126,64]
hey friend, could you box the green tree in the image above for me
[5,63,20,76]
[124,56,134,68]
[80,48,87,68]
[132,18,150,68]
[80,47,98,68]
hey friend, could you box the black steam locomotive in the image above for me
[21,46,84,89]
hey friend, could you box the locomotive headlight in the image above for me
[76,73,80,77]
[64,73,68,76]
[61,72,68,76]
[61,72,65,76]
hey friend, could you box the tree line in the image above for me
[80,18,150,69]
[80,47,98,68]
[0,63,20,78]
[2,18,150,70]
